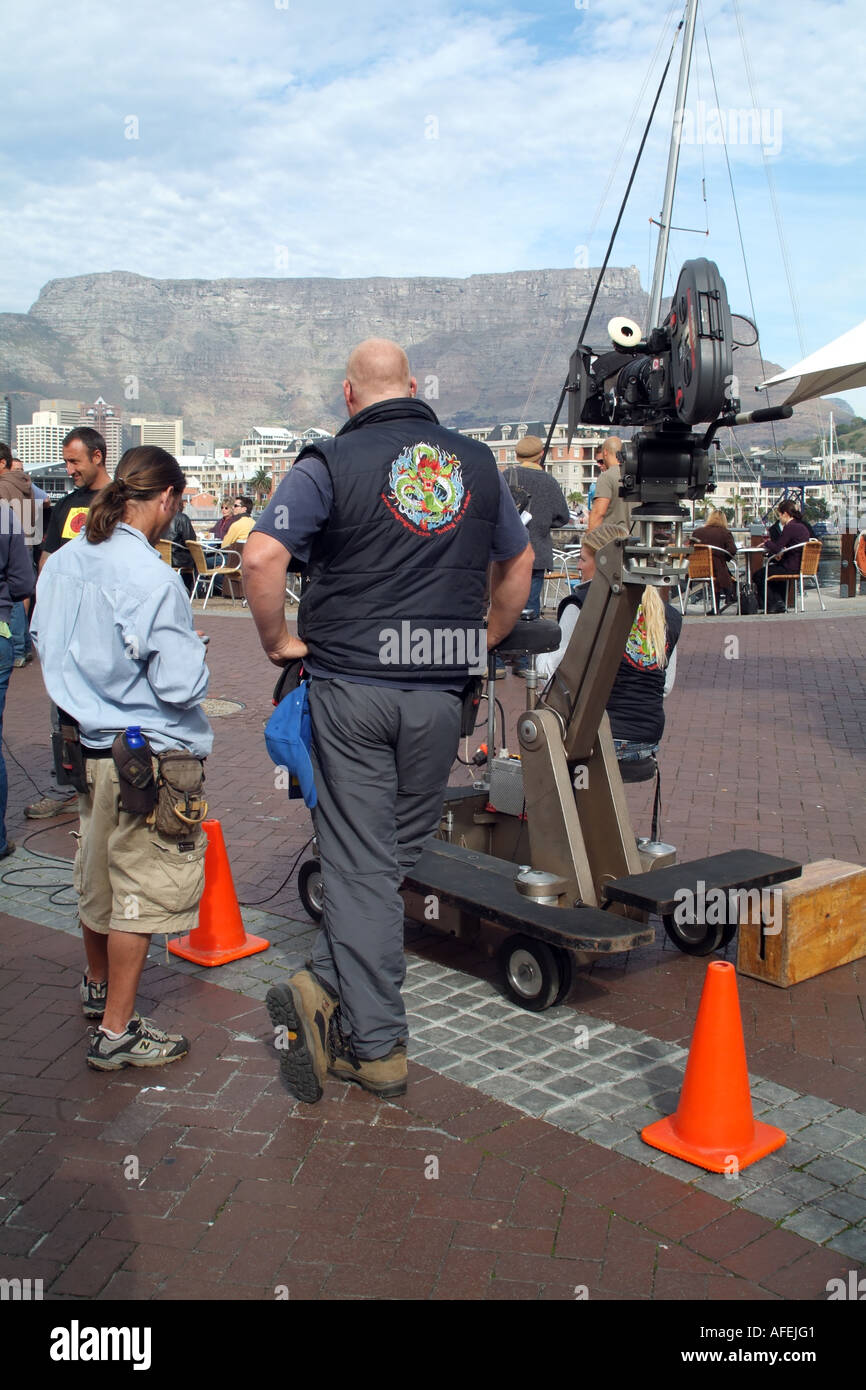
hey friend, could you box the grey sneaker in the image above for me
[24,793,79,819]
[80,973,108,1019]
[86,1015,189,1071]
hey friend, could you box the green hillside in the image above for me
[782,416,866,456]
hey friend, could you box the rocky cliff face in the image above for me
[0,268,847,444]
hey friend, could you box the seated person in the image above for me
[690,508,737,610]
[537,521,682,762]
[209,500,233,545]
[223,495,256,550]
[164,497,197,594]
[753,500,811,612]
[214,495,255,598]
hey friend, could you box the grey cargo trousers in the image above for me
[308,677,462,1060]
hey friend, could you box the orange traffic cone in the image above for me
[169,819,270,966]
[641,960,786,1172]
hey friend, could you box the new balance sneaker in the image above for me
[328,1042,408,1099]
[80,973,108,1019]
[266,969,341,1104]
[86,1015,189,1071]
[24,793,78,819]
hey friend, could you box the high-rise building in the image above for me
[40,398,84,433]
[78,398,129,473]
[129,415,184,457]
[0,395,10,449]
[16,411,65,469]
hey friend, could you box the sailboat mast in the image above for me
[647,0,700,330]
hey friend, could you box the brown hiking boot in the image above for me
[328,1042,408,1099]
[265,969,340,1104]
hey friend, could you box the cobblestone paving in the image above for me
[2,849,863,1263]
[1,600,864,1297]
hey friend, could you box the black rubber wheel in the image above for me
[298,858,324,923]
[498,934,561,1011]
[662,912,727,956]
[553,947,575,1005]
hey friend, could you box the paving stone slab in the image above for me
[826,1228,866,1262]
[739,1187,802,1222]
[820,1190,866,1225]
[774,1171,834,1204]
[752,1080,801,1104]
[805,1155,865,1188]
[781,1208,851,1243]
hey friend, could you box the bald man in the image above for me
[586,435,633,533]
[244,338,532,1105]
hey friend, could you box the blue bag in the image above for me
[264,678,317,809]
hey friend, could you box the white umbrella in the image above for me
[759,320,866,404]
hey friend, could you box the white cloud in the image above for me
[0,0,863,400]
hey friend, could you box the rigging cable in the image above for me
[701,21,784,457]
[731,0,807,360]
[519,0,683,426]
[539,13,687,461]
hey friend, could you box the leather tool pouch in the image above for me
[55,711,88,795]
[460,676,484,738]
[152,752,208,837]
[111,731,158,816]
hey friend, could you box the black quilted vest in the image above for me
[298,398,500,683]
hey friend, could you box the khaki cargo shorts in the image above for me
[72,758,207,935]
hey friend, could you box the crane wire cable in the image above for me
[519,0,683,425]
[537,14,687,459]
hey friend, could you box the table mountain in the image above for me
[0,268,848,444]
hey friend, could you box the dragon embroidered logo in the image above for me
[382,442,470,535]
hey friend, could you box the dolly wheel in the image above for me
[498,935,561,1011]
[298,858,324,923]
[661,912,735,956]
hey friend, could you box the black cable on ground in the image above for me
[2,734,60,802]
[237,834,314,908]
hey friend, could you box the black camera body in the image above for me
[568,258,736,433]
[567,258,741,512]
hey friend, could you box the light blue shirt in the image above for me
[31,523,213,756]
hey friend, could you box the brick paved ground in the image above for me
[0,598,864,1304]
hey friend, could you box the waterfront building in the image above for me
[129,414,184,457]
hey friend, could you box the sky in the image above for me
[3,0,865,420]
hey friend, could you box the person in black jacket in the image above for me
[164,497,197,593]
[505,435,571,619]
[0,498,37,855]
[243,338,532,1104]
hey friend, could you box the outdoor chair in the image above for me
[187,539,243,610]
[764,539,825,614]
[156,538,196,594]
[677,544,717,614]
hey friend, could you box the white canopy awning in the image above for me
[759,320,866,404]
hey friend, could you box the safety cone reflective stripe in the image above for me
[641,961,786,1172]
[169,819,270,967]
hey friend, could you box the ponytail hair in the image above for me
[635,585,669,668]
[86,447,186,545]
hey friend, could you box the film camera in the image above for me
[566,258,789,513]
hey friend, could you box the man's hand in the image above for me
[242,531,304,663]
[266,632,309,668]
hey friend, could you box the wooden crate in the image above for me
[737,859,866,987]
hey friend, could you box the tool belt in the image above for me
[55,710,88,795]
[150,750,208,838]
[111,732,207,833]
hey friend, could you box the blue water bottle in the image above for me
[125,726,145,750]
